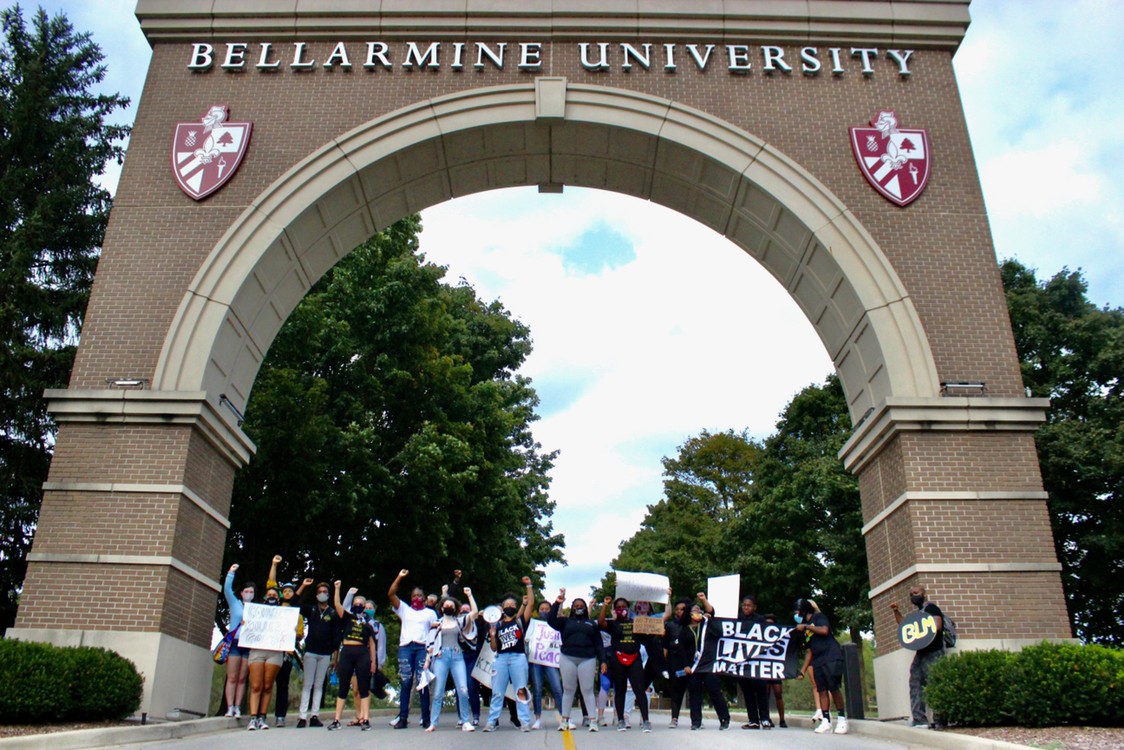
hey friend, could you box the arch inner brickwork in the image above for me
[10,0,1074,720]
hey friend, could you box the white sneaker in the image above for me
[246,718,259,731]
[589,723,599,732]
[225,706,236,717]
[812,708,823,721]
[462,723,475,732]
[834,717,849,735]
[531,719,541,730]
[814,718,832,734]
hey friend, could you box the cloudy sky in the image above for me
[35,1,1124,600]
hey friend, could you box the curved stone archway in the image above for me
[155,80,939,424]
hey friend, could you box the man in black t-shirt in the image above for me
[891,585,946,729]
[795,599,848,735]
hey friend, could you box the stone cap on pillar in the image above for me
[44,389,256,468]
[840,396,1051,474]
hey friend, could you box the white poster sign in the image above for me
[237,603,300,651]
[470,641,517,700]
[525,619,561,667]
[707,574,741,619]
[615,571,670,605]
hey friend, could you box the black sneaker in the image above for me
[720,720,730,730]
[742,721,760,729]
[296,719,307,728]
[390,717,408,729]
[778,720,788,728]
[690,724,701,730]
[309,716,322,728]
[326,720,341,731]
[361,720,371,731]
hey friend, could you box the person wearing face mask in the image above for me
[483,576,536,732]
[221,563,254,718]
[598,595,652,732]
[423,589,479,732]
[547,588,604,732]
[324,582,378,731]
[678,594,731,731]
[762,614,787,728]
[388,568,438,729]
[339,590,386,727]
[244,584,289,730]
[529,599,564,730]
[891,585,946,729]
[297,580,341,728]
[662,590,691,728]
[266,555,309,728]
[794,598,847,735]
[455,600,485,726]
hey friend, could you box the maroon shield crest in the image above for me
[850,110,930,207]
[171,105,253,200]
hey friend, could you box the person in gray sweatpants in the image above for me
[547,590,606,731]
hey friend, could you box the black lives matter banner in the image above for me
[694,619,801,680]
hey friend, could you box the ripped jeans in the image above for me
[397,641,431,725]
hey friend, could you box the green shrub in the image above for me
[926,649,1014,726]
[0,639,142,723]
[1007,642,1122,727]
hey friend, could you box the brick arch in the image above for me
[153,79,939,426]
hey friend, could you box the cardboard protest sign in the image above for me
[692,618,800,680]
[237,603,300,651]
[470,641,517,700]
[615,571,670,605]
[632,615,665,636]
[707,574,740,618]
[525,619,561,667]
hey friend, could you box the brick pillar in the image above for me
[841,396,1073,720]
[9,389,252,717]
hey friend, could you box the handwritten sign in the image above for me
[525,619,561,667]
[615,571,670,605]
[898,610,939,651]
[632,615,665,636]
[471,641,517,700]
[237,603,300,651]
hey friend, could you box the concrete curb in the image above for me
[0,717,236,750]
[782,716,1031,750]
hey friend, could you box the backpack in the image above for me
[934,603,957,648]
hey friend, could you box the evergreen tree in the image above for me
[0,6,129,632]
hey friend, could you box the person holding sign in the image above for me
[677,594,731,731]
[482,576,536,732]
[220,564,253,718]
[891,585,946,729]
[266,555,307,728]
[244,583,288,730]
[737,596,772,730]
[423,589,479,732]
[326,581,377,731]
[794,598,848,735]
[547,588,604,732]
[598,595,653,732]
[529,600,564,730]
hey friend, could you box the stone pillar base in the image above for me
[872,637,1078,721]
[6,628,213,718]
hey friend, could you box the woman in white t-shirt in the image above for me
[388,569,438,729]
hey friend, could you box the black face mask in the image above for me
[910,594,925,607]
[502,606,518,617]
[352,604,365,615]
[443,607,455,616]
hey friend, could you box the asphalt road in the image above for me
[112,714,917,750]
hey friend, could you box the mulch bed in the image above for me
[951,726,1124,750]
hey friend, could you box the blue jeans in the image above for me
[488,652,531,727]
[460,648,482,721]
[397,641,431,725]
[429,648,471,727]
[530,661,563,717]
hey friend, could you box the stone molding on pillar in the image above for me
[860,489,1051,536]
[44,389,256,468]
[26,552,221,593]
[867,562,1064,600]
[839,396,1050,473]
[41,481,232,529]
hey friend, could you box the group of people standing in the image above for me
[218,558,857,734]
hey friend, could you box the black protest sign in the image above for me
[694,618,801,680]
[898,609,939,651]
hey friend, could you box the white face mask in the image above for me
[316,592,329,603]
[242,592,254,603]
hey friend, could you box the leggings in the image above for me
[559,654,597,720]
[668,673,687,720]
[274,656,293,717]
[336,645,371,701]
[611,655,648,721]
[300,651,332,719]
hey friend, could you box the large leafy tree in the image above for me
[0,6,128,632]
[604,376,868,639]
[226,216,563,606]
[1001,259,1124,644]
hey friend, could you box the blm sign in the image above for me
[694,619,801,680]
